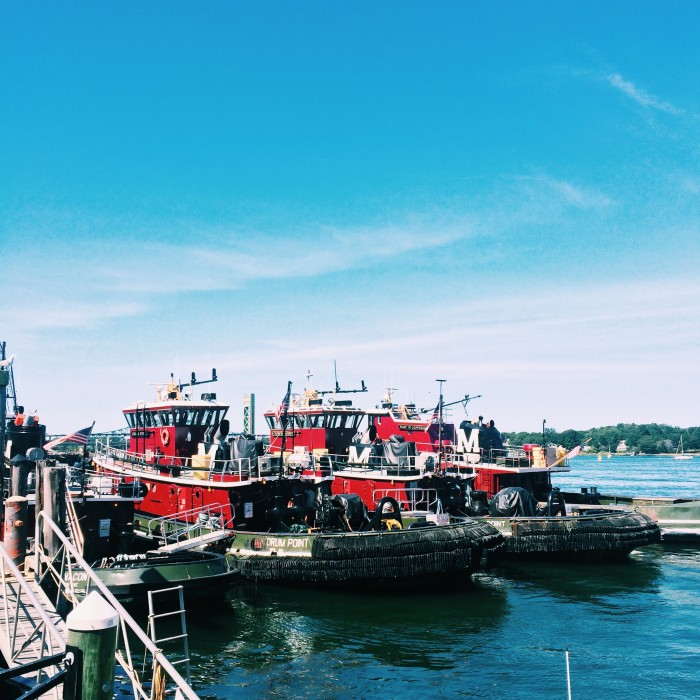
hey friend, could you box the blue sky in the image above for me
[2,2,699,435]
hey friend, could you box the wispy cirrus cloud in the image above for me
[605,72,683,116]
[84,217,478,294]
[534,176,615,209]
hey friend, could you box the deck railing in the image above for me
[142,503,234,544]
[35,510,200,700]
[93,439,266,483]
[0,542,67,699]
[93,438,570,489]
[371,487,442,513]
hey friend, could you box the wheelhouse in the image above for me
[265,402,365,455]
[124,381,228,461]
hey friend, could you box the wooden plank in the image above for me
[0,576,68,668]
[0,574,66,698]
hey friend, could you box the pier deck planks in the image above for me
[0,573,67,698]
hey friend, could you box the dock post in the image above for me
[65,591,119,700]
[41,463,66,559]
[2,495,28,566]
[10,453,30,497]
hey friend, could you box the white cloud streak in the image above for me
[605,72,683,116]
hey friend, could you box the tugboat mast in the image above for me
[436,378,446,470]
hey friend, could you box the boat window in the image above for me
[293,414,306,429]
[326,414,340,429]
[125,413,135,428]
[265,415,274,429]
[348,415,362,430]
[306,414,317,428]
[185,409,199,426]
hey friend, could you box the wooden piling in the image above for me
[65,591,119,700]
[10,454,30,497]
[2,496,28,566]
[41,463,66,559]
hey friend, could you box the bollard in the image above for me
[10,454,30,497]
[65,591,119,700]
[41,464,66,559]
[2,496,28,566]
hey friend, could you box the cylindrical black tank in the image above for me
[5,421,46,460]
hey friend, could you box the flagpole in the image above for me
[436,379,445,470]
[82,421,95,463]
[279,381,292,472]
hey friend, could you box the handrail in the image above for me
[94,439,260,483]
[35,510,200,700]
[0,541,67,699]
[65,490,85,555]
[143,504,234,543]
[371,487,441,512]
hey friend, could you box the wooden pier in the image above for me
[0,543,68,699]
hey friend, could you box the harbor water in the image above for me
[157,456,700,699]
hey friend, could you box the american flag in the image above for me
[275,383,292,422]
[549,444,582,469]
[44,424,94,451]
[565,445,582,460]
[424,402,440,432]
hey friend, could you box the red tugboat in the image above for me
[262,379,661,561]
[92,372,506,586]
[93,370,335,533]
[263,381,477,520]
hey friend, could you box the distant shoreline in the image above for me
[581,452,696,457]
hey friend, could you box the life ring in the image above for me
[160,428,170,446]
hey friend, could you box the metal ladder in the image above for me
[146,586,192,685]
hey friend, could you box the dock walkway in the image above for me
[0,545,67,699]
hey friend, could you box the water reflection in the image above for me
[488,546,664,604]
[184,575,509,687]
[180,544,700,700]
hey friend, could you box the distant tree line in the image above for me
[504,423,700,455]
